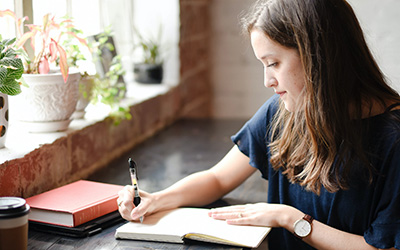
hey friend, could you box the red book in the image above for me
[26,180,123,227]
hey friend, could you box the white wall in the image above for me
[210,0,400,119]
[347,0,400,92]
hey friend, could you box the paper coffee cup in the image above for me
[0,197,30,250]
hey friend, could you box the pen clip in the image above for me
[128,158,144,223]
[129,158,140,189]
[128,158,138,179]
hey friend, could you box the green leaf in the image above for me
[0,81,22,96]
[0,67,22,96]
[0,38,24,95]
[3,37,16,47]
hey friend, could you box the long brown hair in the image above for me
[242,0,400,194]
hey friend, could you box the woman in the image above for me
[118,0,400,249]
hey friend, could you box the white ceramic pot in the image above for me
[0,93,8,148]
[9,69,81,132]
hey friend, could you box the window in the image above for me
[0,0,179,84]
[0,0,16,38]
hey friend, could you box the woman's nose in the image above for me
[265,76,278,88]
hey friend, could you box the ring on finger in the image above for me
[238,212,243,218]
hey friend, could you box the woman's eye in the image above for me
[267,62,277,68]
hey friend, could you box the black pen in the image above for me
[128,158,143,223]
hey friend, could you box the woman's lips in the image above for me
[276,91,286,97]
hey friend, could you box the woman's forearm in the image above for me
[282,207,385,250]
[152,170,225,211]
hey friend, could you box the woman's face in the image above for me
[251,28,305,112]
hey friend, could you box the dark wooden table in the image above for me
[28,119,269,250]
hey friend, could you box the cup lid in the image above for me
[0,197,30,219]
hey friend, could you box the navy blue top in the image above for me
[231,94,400,249]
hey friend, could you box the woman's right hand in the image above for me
[117,185,156,222]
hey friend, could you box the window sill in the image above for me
[0,82,172,164]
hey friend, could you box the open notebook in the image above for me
[115,207,271,248]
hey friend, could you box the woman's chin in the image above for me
[283,102,294,112]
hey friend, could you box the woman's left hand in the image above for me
[208,203,300,228]
[209,203,386,250]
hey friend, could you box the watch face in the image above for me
[294,219,311,237]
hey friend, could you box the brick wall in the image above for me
[179,0,212,118]
[0,0,212,197]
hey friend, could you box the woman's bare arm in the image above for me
[118,145,256,220]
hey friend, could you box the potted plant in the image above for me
[61,25,131,124]
[0,10,82,132]
[0,36,24,148]
[133,27,164,84]
[90,54,131,125]
[89,29,131,124]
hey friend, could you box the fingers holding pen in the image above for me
[130,190,151,221]
[117,185,135,221]
[117,185,155,222]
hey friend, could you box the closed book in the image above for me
[26,180,123,227]
[115,208,271,248]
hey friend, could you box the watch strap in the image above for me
[303,214,313,224]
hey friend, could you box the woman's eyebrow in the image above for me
[260,53,276,60]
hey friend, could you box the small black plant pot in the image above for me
[133,63,163,84]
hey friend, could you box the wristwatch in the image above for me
[293,214,313,239]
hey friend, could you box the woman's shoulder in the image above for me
[243,94,279,130]
[254,94,280,121]
[262,93,280,110]
[367,109,400,137]
[232,94,280,148]
[364,110,400,165]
